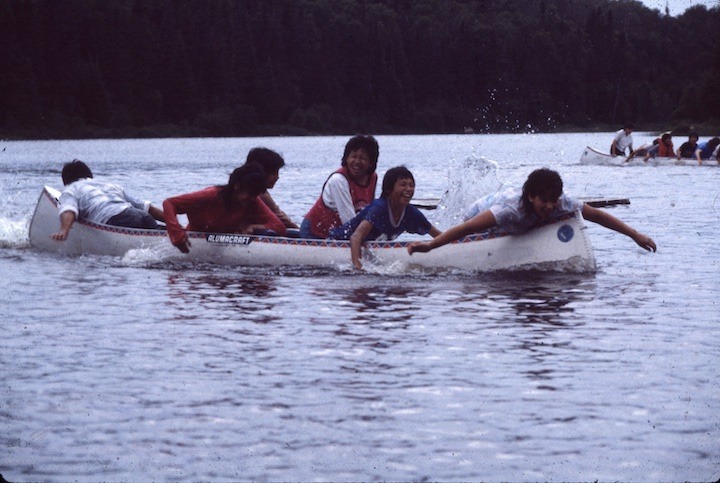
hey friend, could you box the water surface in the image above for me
[1,133,718,481]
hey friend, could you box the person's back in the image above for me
[60,178,146,225]
[52,159,162,241]
[463,186,582,235]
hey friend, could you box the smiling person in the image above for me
[407,168,656,257]
[329,166,442,270]
[162,162,286,253]
[300,134,379,238]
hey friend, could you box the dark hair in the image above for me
[381,166,414,198]
[219,163,267,208]
[623,122,634,130]
[689,132,699,140]
[708,137,720,151]
[661,132,672,142]
[521,168,563,213]
[341,134,379,174]
[61,159,93,185]
[246,147,285,173]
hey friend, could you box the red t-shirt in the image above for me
[163,186,286,244]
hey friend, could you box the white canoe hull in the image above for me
[579,146,713,167]
[29,186,596,272]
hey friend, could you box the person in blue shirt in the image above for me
[695,137,720,165]
[329,166,442,269]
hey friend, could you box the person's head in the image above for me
[623,122,634,134]
[341,135,379,181]
[221,162,267,207]
[246,147,285,190]
[689,132,699,142]
[708,137,720,150]
[61,159,93,185]
[661,132,672,143]
[380,166,415,203]
[521,168,564,219]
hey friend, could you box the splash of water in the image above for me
[0,216,30,248]
[430,153,503,230]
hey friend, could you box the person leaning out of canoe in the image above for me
[610,122,634,157]
[407,168,656,257]
[329,166,442,270]
[300,134,379,238]
[52,159,165,241]
[163,163,286,253]
[643,132,675,161]
[676,132,699,159]
[695,137,720,165]
[243,147,299,230]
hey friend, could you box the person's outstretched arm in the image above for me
[581,204,656,252]
[408,210,496,255]
[349,220,374,270]
[51,211,76,241]
[149,204,165,223]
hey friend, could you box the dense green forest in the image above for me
[1,0,719,139]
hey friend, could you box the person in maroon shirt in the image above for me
[163,163,286,253]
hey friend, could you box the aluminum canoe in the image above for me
[29,186,596,272]
[579,146,715,166]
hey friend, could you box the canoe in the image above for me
[579,146,714,166]
[29,186,597,272]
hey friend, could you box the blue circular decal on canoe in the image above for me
[557,224,574,243]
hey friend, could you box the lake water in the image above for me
[1,133,718,481]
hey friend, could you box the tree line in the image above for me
[1,0,719,139]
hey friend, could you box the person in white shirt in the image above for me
[408,168,656,256]
[51,159,165,241]
[610,123,634,156]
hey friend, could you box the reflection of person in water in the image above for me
[166,273,278,324]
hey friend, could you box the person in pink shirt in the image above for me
[163,163,286,253]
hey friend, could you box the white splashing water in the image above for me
[430,154,503,230]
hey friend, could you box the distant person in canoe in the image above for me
[407,168,657,256]
[625,139,658,162]
[300,134,379,238]
[329,166,443,270]
[644,132,675,160]
[676,132,699,159]
[695,137,720,165]
[610,123,634,157]
[163,162,286,253]
[244,147,299,230]
[51,159,165,241]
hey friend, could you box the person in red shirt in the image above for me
[163,163,286,253]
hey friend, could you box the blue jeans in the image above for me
[299,218,321,239]
[107,208,159,229]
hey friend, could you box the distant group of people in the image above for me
[52,134,656,270]
[611,123,720,165]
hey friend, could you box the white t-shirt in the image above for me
[463,187,583,234]
[613,129,633,152]
[58,178,149,224]
[321,173,357,223]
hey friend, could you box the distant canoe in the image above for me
[579,146,716,167]
[28,186,597,273]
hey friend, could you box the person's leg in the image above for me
[107,208,159,229]
[299,218,320,239]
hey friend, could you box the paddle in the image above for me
[411,197,630,210]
